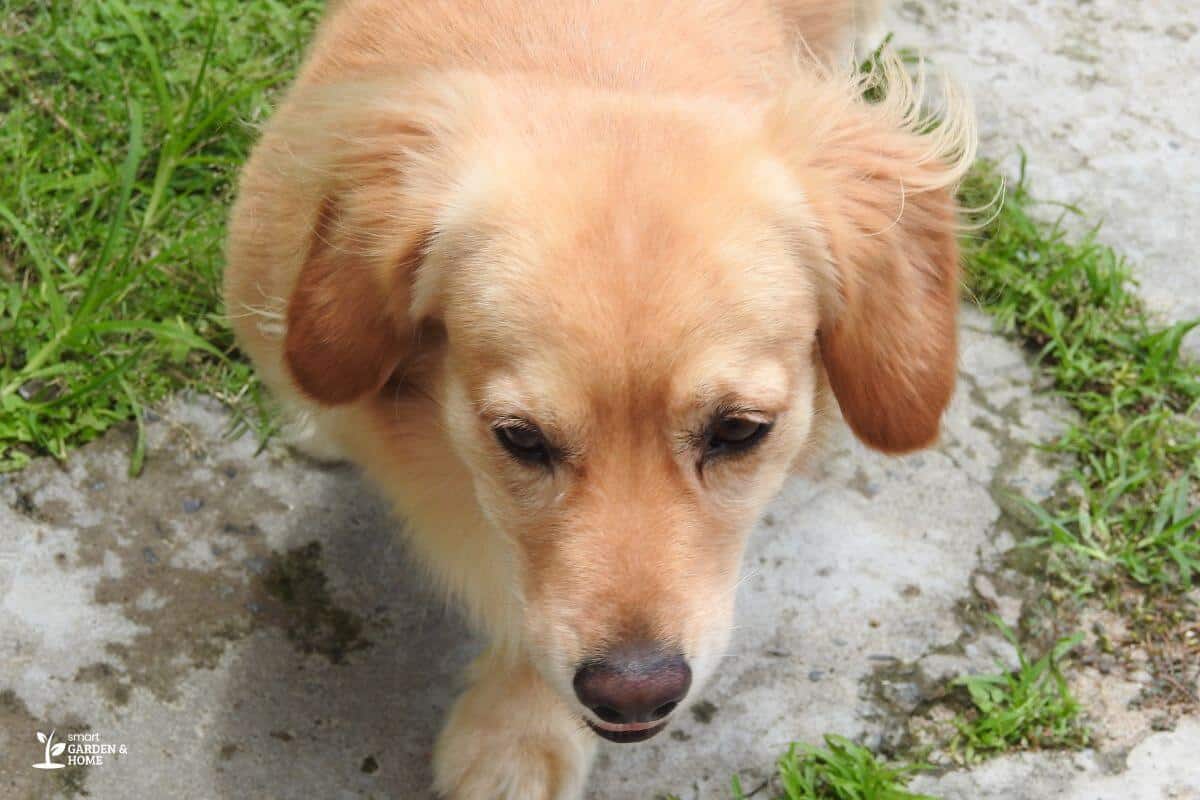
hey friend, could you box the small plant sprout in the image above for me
[949,618,1089,762]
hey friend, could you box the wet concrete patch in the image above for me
[1,395,474,797]
[258,541,370,664]
[2,416,382,715]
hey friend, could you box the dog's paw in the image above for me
[434,737,589,800]
[433,656,594,800]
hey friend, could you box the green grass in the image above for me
[0,0,322,472]
[960,160,1200,595]
[729,737,934,800]
[949,619,1089,762]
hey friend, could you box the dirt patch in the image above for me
[258,541,369,664]
[0,690,92,799]
[690,700,718,724]
[866,577,1197,772]
[73,663,131,707]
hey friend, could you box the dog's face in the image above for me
[430,124,829,732]
[280,78,967,739]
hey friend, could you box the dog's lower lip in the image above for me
[585,719,668,743]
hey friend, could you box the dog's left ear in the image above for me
[272,78,471,406]
[768,66,975,453]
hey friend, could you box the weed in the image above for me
[949,618,1089,762]
[727,736,934,800]
[959,159,1200,594]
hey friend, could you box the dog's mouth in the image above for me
[584,718,669,743]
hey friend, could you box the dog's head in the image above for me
[278,61,973,740]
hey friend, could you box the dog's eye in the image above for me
[495,422,553,466]
[706,416,771,458]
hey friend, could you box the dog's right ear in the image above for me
[277,82,457,406]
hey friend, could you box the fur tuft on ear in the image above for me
[770,49,977,453]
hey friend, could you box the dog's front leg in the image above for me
[433,648,596,800]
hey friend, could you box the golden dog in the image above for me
[225,1,974,796]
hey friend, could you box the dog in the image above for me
[224,1,974,796]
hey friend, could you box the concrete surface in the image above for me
[3,1,1199,796]
[3,308,1195,799]
[911,719,1200,800]
[889,0,1200,355]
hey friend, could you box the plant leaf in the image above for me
[51,742,66,756]
[37,731,47,744]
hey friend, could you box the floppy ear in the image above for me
[810,129,963,454]
[771,60,975,453]
[276,82,452,406]
[284,196,427,405]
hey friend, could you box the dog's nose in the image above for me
[573,643,692,725]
